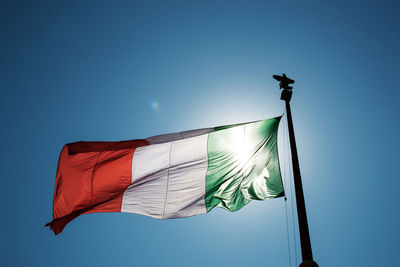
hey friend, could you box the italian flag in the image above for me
[46,116,284,234]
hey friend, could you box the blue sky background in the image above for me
[1,1,399,266]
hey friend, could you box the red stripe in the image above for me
[46,139,149,235]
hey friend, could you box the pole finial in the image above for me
[272,73,295,102]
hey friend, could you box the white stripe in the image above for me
[164,134,208,218]
[121,142,170,218]
[146,128,213,144]
[121,134,208,219]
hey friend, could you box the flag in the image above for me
[46,116,284,234]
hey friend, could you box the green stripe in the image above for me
[205,117,283,212]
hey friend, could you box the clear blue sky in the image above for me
[1,1,399,266]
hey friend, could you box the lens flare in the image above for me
[150,101,159,111]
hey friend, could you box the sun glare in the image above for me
[228,126,251,166]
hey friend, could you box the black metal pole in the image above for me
[276,76,318,267]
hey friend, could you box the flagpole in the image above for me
[274,74,318,267]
